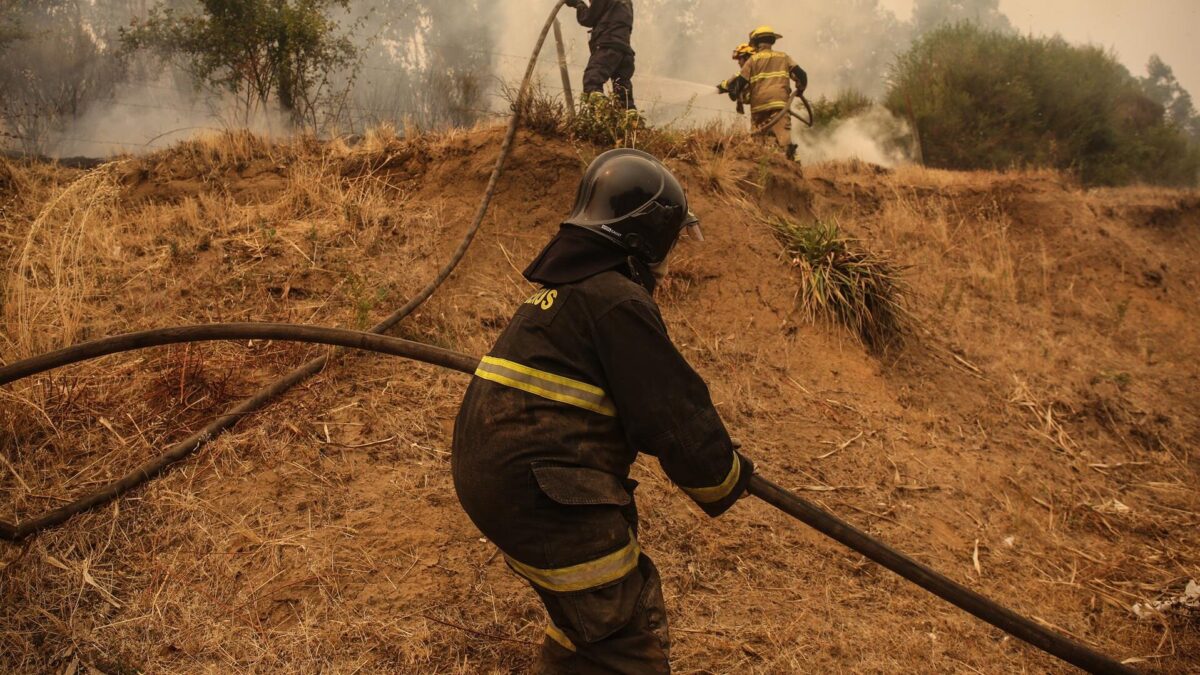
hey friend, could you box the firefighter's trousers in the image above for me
[753,109,795,156]
[456,463,670,673]
[583,47,636,109]
[535,553,670,674]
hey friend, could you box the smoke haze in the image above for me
[4,0,1196,167]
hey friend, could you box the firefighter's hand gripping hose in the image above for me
[0,323,1136,674]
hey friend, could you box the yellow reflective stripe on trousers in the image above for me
[506,533,640,593]
[545,623,577,652]
[682,454,742,503]
[475,356,617,417]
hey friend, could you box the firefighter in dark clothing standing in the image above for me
[565,0,636,108]
[452,149,753,673]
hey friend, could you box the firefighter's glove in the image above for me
[717,82,729,94]
[564,0,584,8]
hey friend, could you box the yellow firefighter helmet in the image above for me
[732,43,755,60]
[749,25,783,42]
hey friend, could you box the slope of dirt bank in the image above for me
[0,126,1197,673]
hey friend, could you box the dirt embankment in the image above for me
[0,127,1197,673]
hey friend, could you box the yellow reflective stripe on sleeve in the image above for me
[475,356,617,417]
[681,454,742,503]
[545,623,577,652]
[750,70,789,83]
[505,533,640,593]
[751,100,788,113]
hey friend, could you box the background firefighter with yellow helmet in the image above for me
[717,43,756,115]
[729,25,808,161]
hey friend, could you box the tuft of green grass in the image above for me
[569,92,646,148]
[500,81,700,162]
[771,217,910,352]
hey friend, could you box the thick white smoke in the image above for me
[794,106,914,167]
[54,75,291,157]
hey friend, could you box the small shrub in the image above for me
[570,93,646,148]
[771,218,909,352]
[503,81,568,137]
[811,89,873,127]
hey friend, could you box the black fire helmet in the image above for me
[562,148,700,265]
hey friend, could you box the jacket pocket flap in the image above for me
[532,464,631,506]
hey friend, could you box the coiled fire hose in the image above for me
[0,323,1135,674]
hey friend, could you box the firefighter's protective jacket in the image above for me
[452,268,750,595]
[574,0,634,54]
[737,48,806,114]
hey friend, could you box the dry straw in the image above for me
[4,163,123,359]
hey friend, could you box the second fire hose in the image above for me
[0,323,1135,674]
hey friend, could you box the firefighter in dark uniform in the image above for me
[565,0,636,109]
[452,149,753,673]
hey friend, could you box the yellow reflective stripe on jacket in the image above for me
[475,356,617,417]
[505,533,640,593]
[750,70,789,83]
[681,454,742,503]
[751,100,788,113]
[545,623,577,652]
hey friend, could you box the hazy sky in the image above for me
[883,0,1200,96]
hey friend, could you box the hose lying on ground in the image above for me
[0,0,569,544]
[0,323,1136,674]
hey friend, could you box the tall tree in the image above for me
[121,0,359,128]
[1140,55,1199,142]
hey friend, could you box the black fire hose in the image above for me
[0,323,1135,674]
[749,476,1135,675]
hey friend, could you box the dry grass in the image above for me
[0,128,1198,674]
[2,163,123,359]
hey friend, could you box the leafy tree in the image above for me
[1140,55,1200,142]
[121,0,359,128]
[886,23,1199,186]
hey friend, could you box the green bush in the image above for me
[811,89,873,128]
[886,23,1200,186]
[770,218,910,353]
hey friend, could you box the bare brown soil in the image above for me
[1,125,1197,673]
